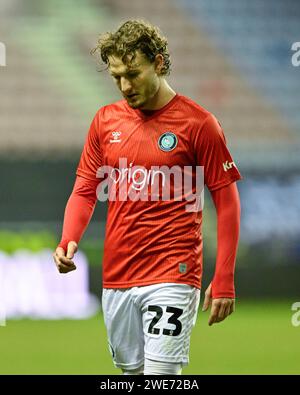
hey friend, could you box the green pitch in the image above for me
[0,300,299,374]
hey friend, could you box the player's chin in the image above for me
[127,97,145,109]
[127,102,141,109]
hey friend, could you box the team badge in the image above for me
[158,132,178,152]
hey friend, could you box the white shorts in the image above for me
[101,283,201,370]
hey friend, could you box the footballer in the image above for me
[53,19,242,375]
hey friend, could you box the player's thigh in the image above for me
[102,288,144,369]
[141,283,200,366]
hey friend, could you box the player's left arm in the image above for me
[202,181,241,325]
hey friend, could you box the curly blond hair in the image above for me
[91,19,171,75]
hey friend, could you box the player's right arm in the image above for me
[53,176,99,273]
[53,111,103,274]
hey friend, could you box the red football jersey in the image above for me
[76,93,242,289]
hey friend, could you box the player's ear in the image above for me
[154,54,164,75]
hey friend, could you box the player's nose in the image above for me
[120,77,132,95]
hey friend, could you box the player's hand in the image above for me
[53,241,78,274]
[202,283,235,326]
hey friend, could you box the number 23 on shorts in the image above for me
[147,305,184,336]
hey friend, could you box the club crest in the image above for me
[158,132,178,152]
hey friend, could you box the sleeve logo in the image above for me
[223,160,235,172]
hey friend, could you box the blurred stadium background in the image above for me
[0,0,299,374]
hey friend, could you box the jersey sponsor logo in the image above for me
[223,160,235,172]
[158,132,178,152]
[110,131,122,143]
[96,158,205,212]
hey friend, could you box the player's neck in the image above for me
[141,80,176,111]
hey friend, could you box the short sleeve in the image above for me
[194,114,242,191]
[76,110,103,181]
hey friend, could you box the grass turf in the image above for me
[0,300,299,375]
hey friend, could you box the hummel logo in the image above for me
[223,161,235,172]
[110,131,122,143]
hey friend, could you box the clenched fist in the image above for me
[53,241,78,274]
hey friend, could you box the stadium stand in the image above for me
[0,0,117,156]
